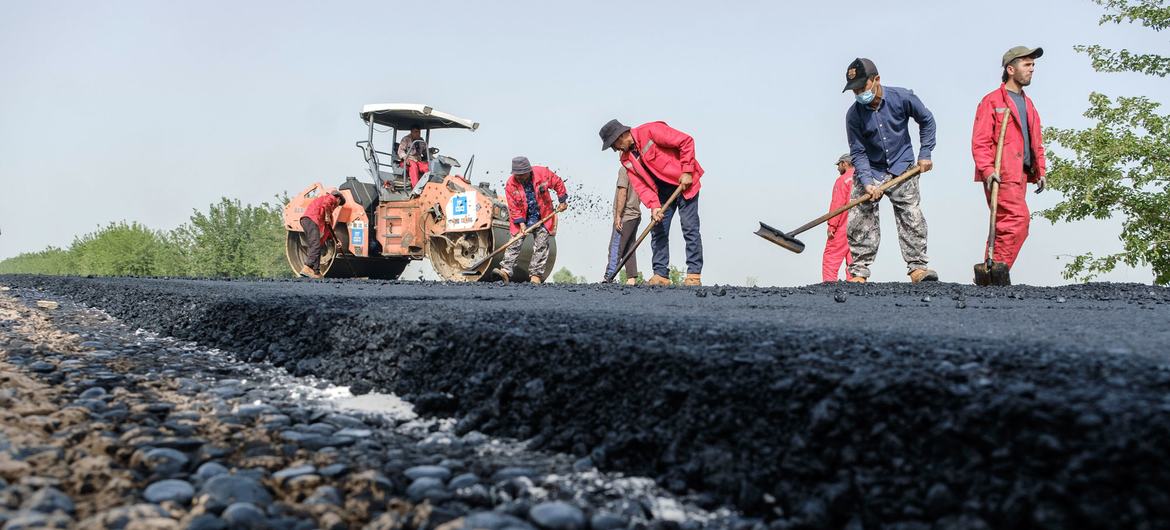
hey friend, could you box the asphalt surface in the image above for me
[4,275,1170,529]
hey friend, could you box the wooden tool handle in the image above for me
[986,109,1012,262]
[606,184,685,282]
[467,210,559,270]
[786,165,924,239]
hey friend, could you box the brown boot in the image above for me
[908,268,939,283]
[683,273,702,286]
[492,268,510,284]
[646,274,672,286]
[530,275,542,284]
[300,265,322,279]
[847,276,867,284]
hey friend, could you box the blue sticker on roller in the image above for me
[351,227,364,246]
[453,195,468,216]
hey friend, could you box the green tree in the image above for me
[668,265,684,285]
[0,247,74,275]
[1042,0,1170,284]
[180,197,289,277]
[551,267,584,284]
[70,222,166,276]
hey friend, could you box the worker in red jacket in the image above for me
[299,190,346,278]
[493,156,568,284]
[599,119,704,286]
[972,46,1048,270]
[822,154,855,282]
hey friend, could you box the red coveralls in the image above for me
[821,168,854,282]
[407,160,430,188]
[971,85,1047,268]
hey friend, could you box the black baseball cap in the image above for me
[842,58,878,92]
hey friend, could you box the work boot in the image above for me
[646,274,672,286]
[683,273,702,286]
[624,277,638,286]
[492,268,510,284]
[530,275,542,284]
[300,265,322,279]
[847,276,867,284]
[908,268,939,283]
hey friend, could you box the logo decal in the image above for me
[847,67,857,80]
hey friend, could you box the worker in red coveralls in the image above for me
[822,154,855,282]
[599,119,705,286]
[971,46,1048,271]
[397,127,429,188]
[299,190,346,278]
[492,156,568,284]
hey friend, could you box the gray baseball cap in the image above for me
[1002,46,1043,67]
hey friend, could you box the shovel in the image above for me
[756,165,924,253]
[462,210,559,275]
[974,108,1013,286]
[603,184,684,283]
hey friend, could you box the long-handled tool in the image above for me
[974,108,1013,286]
[461,210,559,275]
[755,165,924,253]
[603,184,685,283]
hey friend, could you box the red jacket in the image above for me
[828,168,854,235]
[620,121,705,209]
[504,166,567,235]
[303,194,339,244]
[972,85,1046,184]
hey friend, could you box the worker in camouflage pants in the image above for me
[846,174,929,279]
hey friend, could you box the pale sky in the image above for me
[1,0,1166,286]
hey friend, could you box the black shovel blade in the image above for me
[974,261,1011,286]
[755,222,805,254]
[973,263,991,286]
[990,262,1011,286]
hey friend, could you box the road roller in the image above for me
[282,103,555,281]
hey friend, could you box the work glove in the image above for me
[1035,177,1046,194]
[984,172,1001,192]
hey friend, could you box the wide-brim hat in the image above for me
[599,119,631,151]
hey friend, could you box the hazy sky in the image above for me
[1,1,1166,286]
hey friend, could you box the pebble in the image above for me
[28,361,56,373]
[143,479,195,505]
[334,428,372,438]
[449,472,480,490]
[405,465,451,481]
[591,512,627,530]
[35,300,59,310]
[834,292,847,303]
[491,467,535,483]
[529,501,586,530]
[273,465,316,482]
[406,477,445,501]
[304,486,342,506]
[79,387,107,400]
[199,475,273,509]
[22,487,75,514]
[322,413,367,429]
[319,463,349,478]
[222,502,267,528]
[194,462,230,482]
[186,514,229,530]
[463,511,536,530]
[142,447,189,476]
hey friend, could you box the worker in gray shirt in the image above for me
[604,168,643,284]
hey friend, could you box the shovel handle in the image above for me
[986,109,1011,263]
[605,184,685,282]
[465,210,559,272]
[785,165,924,239]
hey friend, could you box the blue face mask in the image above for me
[855,90,875,105]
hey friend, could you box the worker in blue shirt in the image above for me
[842,58,939,283]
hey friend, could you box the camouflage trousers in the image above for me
[847,174,929,278]
[500,226,551,279]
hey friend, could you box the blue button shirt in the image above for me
[522,179,541,227]
[846,86,937,187]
